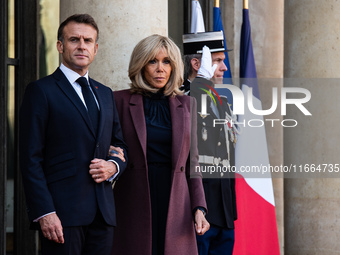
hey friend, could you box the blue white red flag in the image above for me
[213,2,233,108]
[233,8,280,255]
[213,5,232,80]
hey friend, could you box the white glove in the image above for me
[197,46,218,79]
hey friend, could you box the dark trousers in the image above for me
[196,225,234,255]
[40,210,114,255]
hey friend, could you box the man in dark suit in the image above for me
[19,14,127,255]
[183,32,237,255]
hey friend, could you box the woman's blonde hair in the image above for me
[128,34,184,97]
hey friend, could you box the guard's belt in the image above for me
[199,155,230,167]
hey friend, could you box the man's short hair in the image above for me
[57,14,99,43]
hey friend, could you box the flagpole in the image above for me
[214,0,219,8]
[243,0,248,9]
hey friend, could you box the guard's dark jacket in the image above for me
[191,77,237,229]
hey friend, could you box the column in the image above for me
[285,0,340,254]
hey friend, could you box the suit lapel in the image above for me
[169,96,185,172]
[129,94,147,157]
[53,68,96,137]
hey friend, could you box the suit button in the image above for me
[181,166,184,172]
[96,143,99,148]
[217,142,221,146]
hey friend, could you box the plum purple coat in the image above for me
[111,89,207,255]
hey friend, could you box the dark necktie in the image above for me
[76,77,99,134]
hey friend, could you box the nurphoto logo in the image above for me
[197,84,312,128]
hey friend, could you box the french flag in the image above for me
[233,8,280,255]
[213,2,232,80]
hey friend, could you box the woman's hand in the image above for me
[195,209,210,235]
[108,145,125,162]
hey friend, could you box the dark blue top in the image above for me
[143,91,173,255]
[143,92,172,164]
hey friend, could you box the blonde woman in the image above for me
[111,35,209,255]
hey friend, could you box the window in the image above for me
[0,0,59,254]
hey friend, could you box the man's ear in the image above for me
[57,41,63,54]
[94,43,98,55]
[191,58,201,72]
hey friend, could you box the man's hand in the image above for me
[108,145,125,162]
[197,46,217,79]
[89,158,117,183]
[195,209,210,235]
[39,213,64,243]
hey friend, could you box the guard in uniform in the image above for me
[183,32,238,255]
